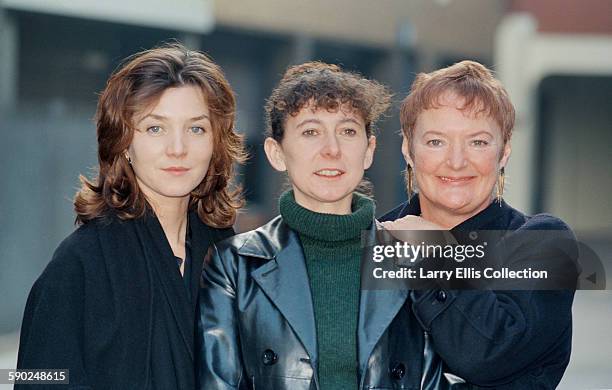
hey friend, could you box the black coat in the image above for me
[197,216,428,390]
[17,210,233,390]
[380,196,577,389]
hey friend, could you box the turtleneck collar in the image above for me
[279,190,375,242]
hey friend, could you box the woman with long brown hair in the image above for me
[17,43,245,389]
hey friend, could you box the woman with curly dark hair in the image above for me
[17,43,245,389]
[196,62,420,390]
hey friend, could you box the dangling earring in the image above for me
[125,152,132,165]
[406,164,414,203]
[496,167,505,206]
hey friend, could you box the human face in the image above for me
[264,105,376,215]
[128,85,214,210]
[403,93,511,227]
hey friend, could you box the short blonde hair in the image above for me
[401,60,515,151]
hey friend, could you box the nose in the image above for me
[321,132,341,159]
[166,128,187,158]
[446,142,467,170]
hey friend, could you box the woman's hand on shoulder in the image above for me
[380,216,455,247]
[381,215,445,231]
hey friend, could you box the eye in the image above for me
[302,129,318,136]
[342,128,357,136]
[426,139,443,147]
[146,126,163,135]
[189,126,205,135]
[471,139,489,147]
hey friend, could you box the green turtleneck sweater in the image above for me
[279,190,375,390]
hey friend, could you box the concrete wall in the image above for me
[215,0,507,65]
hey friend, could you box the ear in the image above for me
[500,141,511,168]
[264,137,287,172]
[363,135,377,170]
[401,136,414,166]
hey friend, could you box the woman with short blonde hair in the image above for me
[382,60,576,389]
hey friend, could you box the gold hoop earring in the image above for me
[496,167,505,206]
[407,164,414,203]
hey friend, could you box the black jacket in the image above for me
[17,210,233,389]
[380,196,577,389]
[197,216,431,390]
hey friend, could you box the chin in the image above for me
[311,189,353,203]
[156,187,196,199]
[441,196,491,214]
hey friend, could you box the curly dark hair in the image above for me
[265,61,391,141]
[74,42,246,228]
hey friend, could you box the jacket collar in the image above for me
[236,216,288,259]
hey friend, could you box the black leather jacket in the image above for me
[197,216,448,390]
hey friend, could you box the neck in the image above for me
[147,194,190,257]
[420,196,494,229]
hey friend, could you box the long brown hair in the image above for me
[75,43,246,228]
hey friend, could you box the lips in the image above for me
[438,176,475,183]
[314,169,345,178]
[162,167,190,175]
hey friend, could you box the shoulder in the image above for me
[214,215,286,259]
[494,201,573,233]
[520,213,573,232]
[504,204,574,235]
[39,215,127,282]
[28,222,100,298]
[203,216,286,287]
[502,209,578,264]
[48,222,101,267]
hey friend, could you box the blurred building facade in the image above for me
[0,1,611,386]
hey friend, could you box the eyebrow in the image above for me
[338,118,364,126]
[467,130,494,138]
[296,118,323,128]
[421,130,447,137]
[295,117,364,128]
[144,113,210,121]
[422,130,494,137]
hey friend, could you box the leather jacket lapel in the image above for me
[357,223,409,378]
[250,223,318,364]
